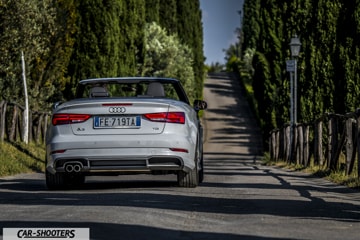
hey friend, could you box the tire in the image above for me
[46,170,85,190]
[45,169,66,190]
[177,139,200,188]
[177,167,199,188]
[198,126,204,183]
[199,152,204,183]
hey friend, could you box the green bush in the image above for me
[139,22,196,102]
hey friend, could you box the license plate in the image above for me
[94,116,141,128]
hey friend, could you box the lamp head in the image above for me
[290,35,301,57]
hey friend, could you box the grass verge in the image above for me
[0,141,45,177]
[263,152,360,189]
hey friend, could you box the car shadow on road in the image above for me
[0,177,359,224]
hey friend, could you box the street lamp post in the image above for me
[289,35,301,162]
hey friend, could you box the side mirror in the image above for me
[52,101,62,110]
[193,100,207,111]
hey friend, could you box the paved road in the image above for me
[1,73,360,240]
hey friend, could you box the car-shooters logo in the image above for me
[3,228,89,240]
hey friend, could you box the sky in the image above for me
[200,0,244,65]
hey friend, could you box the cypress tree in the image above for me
[65,0,145,98]
[334,1,359,113]
[145,0,160,23]
[176,0,205,99]
[117,0,145,76]
[65,0,122,97]
[242,0,260,51]
[159,0,177,34]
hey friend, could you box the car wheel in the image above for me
[177,142,200,188]
[199,151,204,183]
[177,167,199,188]
[46,170,85,190]
[46,169,66,190]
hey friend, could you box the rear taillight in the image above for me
[52,114,91,126]
[144,112,185,124]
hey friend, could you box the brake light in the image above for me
[52,114,91,126]
[102,103,133,106]
[144,112,185,124]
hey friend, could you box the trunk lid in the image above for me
[54,99,170,135]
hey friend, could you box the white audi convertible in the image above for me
[45,77,207,189]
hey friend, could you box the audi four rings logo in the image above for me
[109,107,126,113]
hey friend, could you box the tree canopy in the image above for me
[0,0,76,110]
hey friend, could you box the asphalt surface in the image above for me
[0,72,360,240]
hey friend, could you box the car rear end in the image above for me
[46,98,197,177]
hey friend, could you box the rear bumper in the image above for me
[47,155,187,175]
[46,147,194,175]
[46,132,197,175]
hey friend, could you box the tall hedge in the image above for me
[64,0,145,98]
[241,0,360,139]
